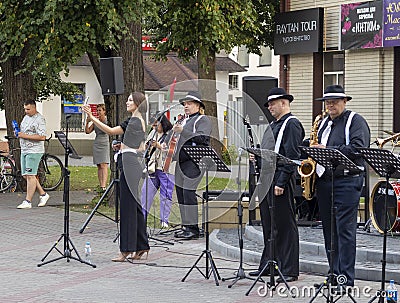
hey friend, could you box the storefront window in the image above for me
[324,52,344,87]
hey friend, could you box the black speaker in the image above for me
[100,57,124,95]
[243,76,277,125]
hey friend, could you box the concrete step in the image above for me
[210,225,400,282]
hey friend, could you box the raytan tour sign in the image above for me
[274,8,324,55]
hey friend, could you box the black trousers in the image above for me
[175,159,203,233]
[119,153,149,253]
[316,174,363,286]
[258,175,299,277]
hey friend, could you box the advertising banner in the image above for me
[62,94,84,114]
[340,1,383,49]
[383,0,400,47]
[274,8,323,55]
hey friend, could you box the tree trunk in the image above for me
[197,47,222,156]
[1,51,37,191]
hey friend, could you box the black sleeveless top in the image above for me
[120,116,145,149]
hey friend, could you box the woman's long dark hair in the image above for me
[159,114,173,133]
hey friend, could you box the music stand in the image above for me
[38,126,95,268]
[356,147,400,303]
[245,147,296,297]
[300,147,361,303]
[181,146,230,286]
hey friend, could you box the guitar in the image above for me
[162,115,185,172]
[243,115,260,176]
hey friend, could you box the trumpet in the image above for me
[375,132,400,150]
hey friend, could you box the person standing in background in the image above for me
[17,100,50,209]
[85,104,110,191]
[141,114,174,228]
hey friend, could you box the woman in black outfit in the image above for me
[83,92,149,261]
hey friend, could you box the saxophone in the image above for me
[298,112,325,200]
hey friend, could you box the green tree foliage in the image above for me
[145,0,279,150]
[148,0,279,62]
[0,1,150,98]
[0,0,156,135]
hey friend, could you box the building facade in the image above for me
[279,0,399,140]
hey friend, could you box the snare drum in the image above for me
[370,181,400,233]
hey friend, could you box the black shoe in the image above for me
[277,276,298,283]
[176,230,199,240]
[174,227,186,237]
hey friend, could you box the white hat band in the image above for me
[185,94,201,102]
[323,92,346,98]
[268,94,284,101]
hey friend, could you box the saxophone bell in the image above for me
[298,159,315,178]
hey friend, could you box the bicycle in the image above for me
[0,135,64,192]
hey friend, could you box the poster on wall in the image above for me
[62,94,84,114]
[383,0,400,47]
[274,8,323,55]
[340,0,383,50]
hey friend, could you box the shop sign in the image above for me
[340,1,383,49]
[274,8,323,55]
[383,0,400,46]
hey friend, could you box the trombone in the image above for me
[375,132,400,151]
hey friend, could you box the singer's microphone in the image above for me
[66,114,72,120]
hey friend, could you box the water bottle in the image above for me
[12,120,20,137]
[387,280,398,303]
[84,241,92,264]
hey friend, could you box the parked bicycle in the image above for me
[0,135,64,192]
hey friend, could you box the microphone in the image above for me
[66,114,72,120]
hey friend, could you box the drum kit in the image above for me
[368,131,400,234]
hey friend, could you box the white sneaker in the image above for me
[161,222,169,228]
[17,200,32,209]
[38,193,50,207]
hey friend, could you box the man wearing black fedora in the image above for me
[313,84,370,287]
[249,87,304,282]
[172,91,212,240]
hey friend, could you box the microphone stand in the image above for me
[222,148,255,287]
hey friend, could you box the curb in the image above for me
[210,228,400,282]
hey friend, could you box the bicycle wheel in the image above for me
[38,154,64,191]
[0,155,17,193]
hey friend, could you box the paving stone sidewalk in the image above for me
[0,191,393,303]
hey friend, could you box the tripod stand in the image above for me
[300,147,362,303]
[181,146,230,286]
[38,120,96,268]
[222,148,255,288]
[245,147,296,297]
[357,147,400,303]
[79,177,119,234]
[80,93,122,237]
